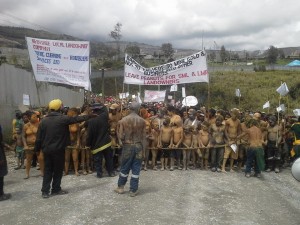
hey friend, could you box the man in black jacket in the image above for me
[0,124,11,201]
[34,99,93,198]
[87,103,115,178]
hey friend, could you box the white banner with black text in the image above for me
[26,37,90,90]
[124,51,209,85]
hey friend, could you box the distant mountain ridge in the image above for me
[0,26,81,48]
[0,25,300,59]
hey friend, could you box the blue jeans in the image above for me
[117,143,143,192]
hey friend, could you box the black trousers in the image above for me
[0,176,3,195]
[41,150,65,194]
[93,147,114,177]
[266,141,280,169]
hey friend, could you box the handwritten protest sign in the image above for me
[124,51,209,85]
[26,37,90,90]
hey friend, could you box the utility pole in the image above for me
[100,68,105,98]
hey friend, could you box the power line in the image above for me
[0,12,61,34]
[0,18,20,27]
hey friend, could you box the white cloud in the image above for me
[0,0,299,50]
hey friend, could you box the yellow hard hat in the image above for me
[48,99,62,111]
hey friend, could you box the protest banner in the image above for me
[144,90,166,102]
[124,51,209,85]
[26,37,90,90]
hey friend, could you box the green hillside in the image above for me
[92,70,300,113]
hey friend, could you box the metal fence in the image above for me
[0,63,85,140]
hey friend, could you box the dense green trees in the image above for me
[161,43,174,60]
[125,44,140,59]
[266,45,279,65]
[220,45,227,63]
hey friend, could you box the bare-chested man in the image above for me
[182,126,193,170]
[149,120,160,170]
[222,108,241,172]
[80,122,92,175]
[184,109,200,169]
[237,114,251,171]
[167,105,183,171]
[115,102,146,197]
[79,105,93,175]
[109,103,122,170]
[198,121,210,170]
[22,111,44,179]
[150,108,166,131]
[182,111,188,122]
[191,124,200,169]
[167,105,182,127]
[237,119,265,178]
[158,117,173,170]
[207,108,217,125]
[170,120,183,171]
[140,108,151,171]
[253,112,268,135]
[266,115,282,173]
[65,108,81,176]
[210,115,226,172]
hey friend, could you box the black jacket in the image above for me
[87,108,111,150]
[0,125,8,177]
[34,112,89,154]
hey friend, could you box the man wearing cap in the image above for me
[115,102,146,197]
[34,99,94,198]
[87,103,115,178]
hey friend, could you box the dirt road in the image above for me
[1,151,300,225]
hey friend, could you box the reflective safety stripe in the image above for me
[91,142,112,154]
[294,139,300,145]
[120,172,129,177]
[131,174,139,179]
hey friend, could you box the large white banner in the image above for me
[124,51,209,85]
[26,37,90,90]
[144,90,166,102]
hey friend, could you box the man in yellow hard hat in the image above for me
[48,99,63,111]
[34,99,95,198]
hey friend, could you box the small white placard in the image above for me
[230,144,237,153]
[23,94,30,106]
[182,87,186,98]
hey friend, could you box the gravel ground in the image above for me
[1,150,300,225]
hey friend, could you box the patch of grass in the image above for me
[91,65,300,114]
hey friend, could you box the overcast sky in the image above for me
[0,0,299,51]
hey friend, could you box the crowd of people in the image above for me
[1,97,300,201]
